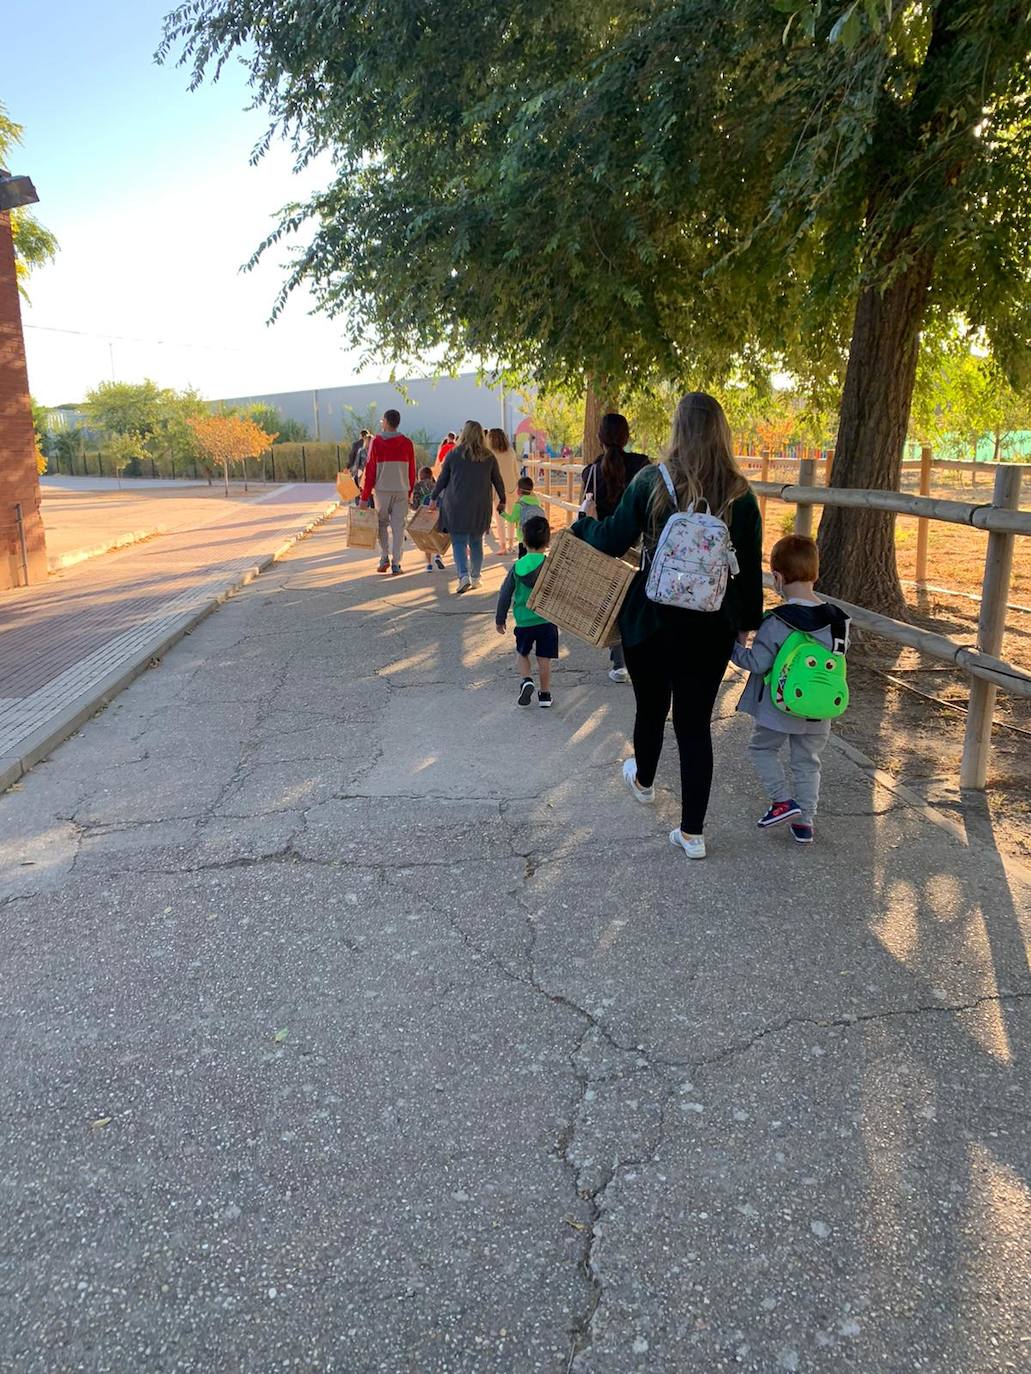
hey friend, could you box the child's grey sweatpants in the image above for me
[747,725,828,823]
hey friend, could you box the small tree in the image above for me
[277,416,310,443]
[518,389,583,452]
[340,404,379,447]
[188,414,277,495]
[105,432,149,488]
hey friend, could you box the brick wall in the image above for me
[0,209,47,589]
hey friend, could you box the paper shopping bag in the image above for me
[336,470,360,502]
[347,505,379,549]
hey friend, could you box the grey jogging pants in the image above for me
[747,725,827,824]
[376,491,408,565]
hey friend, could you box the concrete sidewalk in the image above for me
[0,483,339,790]
[0,519,1029,1372]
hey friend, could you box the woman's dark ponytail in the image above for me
[597,413,631,507]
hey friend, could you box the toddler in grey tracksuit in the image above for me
[731,535,850,844]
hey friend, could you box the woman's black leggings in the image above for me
[623,624,735,835]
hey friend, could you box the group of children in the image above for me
[408,446,849,848]
[489,518,849,846]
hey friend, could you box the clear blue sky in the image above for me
[7,0,379,404]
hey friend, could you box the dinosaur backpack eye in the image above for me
[826,660,835,672]
[805,656,817,668]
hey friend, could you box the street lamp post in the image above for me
[0,168,48,590]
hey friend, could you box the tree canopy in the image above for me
[83,380,209,471]
[161,2,1031,388]
[161,0,1031,610]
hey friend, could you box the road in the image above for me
[1,516,1029,1371]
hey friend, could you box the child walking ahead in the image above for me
[411,465,445,572]
[495,515,557,708]
[731,535,850,844]
[502,476,545,557]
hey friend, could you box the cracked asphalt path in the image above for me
[1,517,1030,1372]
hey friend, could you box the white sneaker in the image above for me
[470,576,482,589]
[670,828,706,860]
[609,667,630,683]
[455,576,471,595]
[622,758,655,804]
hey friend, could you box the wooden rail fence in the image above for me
[529,457,1030,793]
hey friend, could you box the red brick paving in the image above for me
[0,485,338,744]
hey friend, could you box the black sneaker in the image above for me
[517,679,535,707]
[391,564,403,576]
[538,691,553,709]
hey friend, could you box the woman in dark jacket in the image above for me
[573,392,763,860]
[580,412,651,681]
[430,420,506,594]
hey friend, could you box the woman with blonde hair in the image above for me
[572,392,763,858]
[430,420,507,593]
[487,427,521,555]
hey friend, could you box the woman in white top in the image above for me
[487,428,521,555]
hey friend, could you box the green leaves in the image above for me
[158,1,1031,411]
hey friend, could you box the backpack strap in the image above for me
[827,605,850,654]
[771,604,849,653]
[657,463,677,504]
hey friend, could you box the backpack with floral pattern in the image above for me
[644,464,739,612]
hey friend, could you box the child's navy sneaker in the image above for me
[517,678,535,707]
[790,821,814,844]
[757,800,802,828]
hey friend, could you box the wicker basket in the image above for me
[347,505,379,550]
[527,529,636,647]
[407,506,451,555]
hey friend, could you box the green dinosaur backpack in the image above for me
[765,613,850,721]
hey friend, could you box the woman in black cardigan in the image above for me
[573,393,763,860]
[580,412,651,680]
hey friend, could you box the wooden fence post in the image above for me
[301,445,308,483]
[915,444,933,586]
[959,464,1023,789]
[793,456,816,538]
[565,465,575,528]
[759,449,770,526]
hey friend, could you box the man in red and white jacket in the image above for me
[360,408,417,574]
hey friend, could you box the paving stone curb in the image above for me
[47,525,167,571]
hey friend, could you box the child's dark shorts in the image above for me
[515,623,559,659]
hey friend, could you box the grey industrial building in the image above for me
[216,372,533,446]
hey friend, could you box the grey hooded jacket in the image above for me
[731,599,851,736]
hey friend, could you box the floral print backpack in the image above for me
[644,464,740,613]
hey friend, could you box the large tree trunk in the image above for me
[816,250,934,618]
[582,385,604,464]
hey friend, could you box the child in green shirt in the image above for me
[502,476,545,557]
[495,515,557,708]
